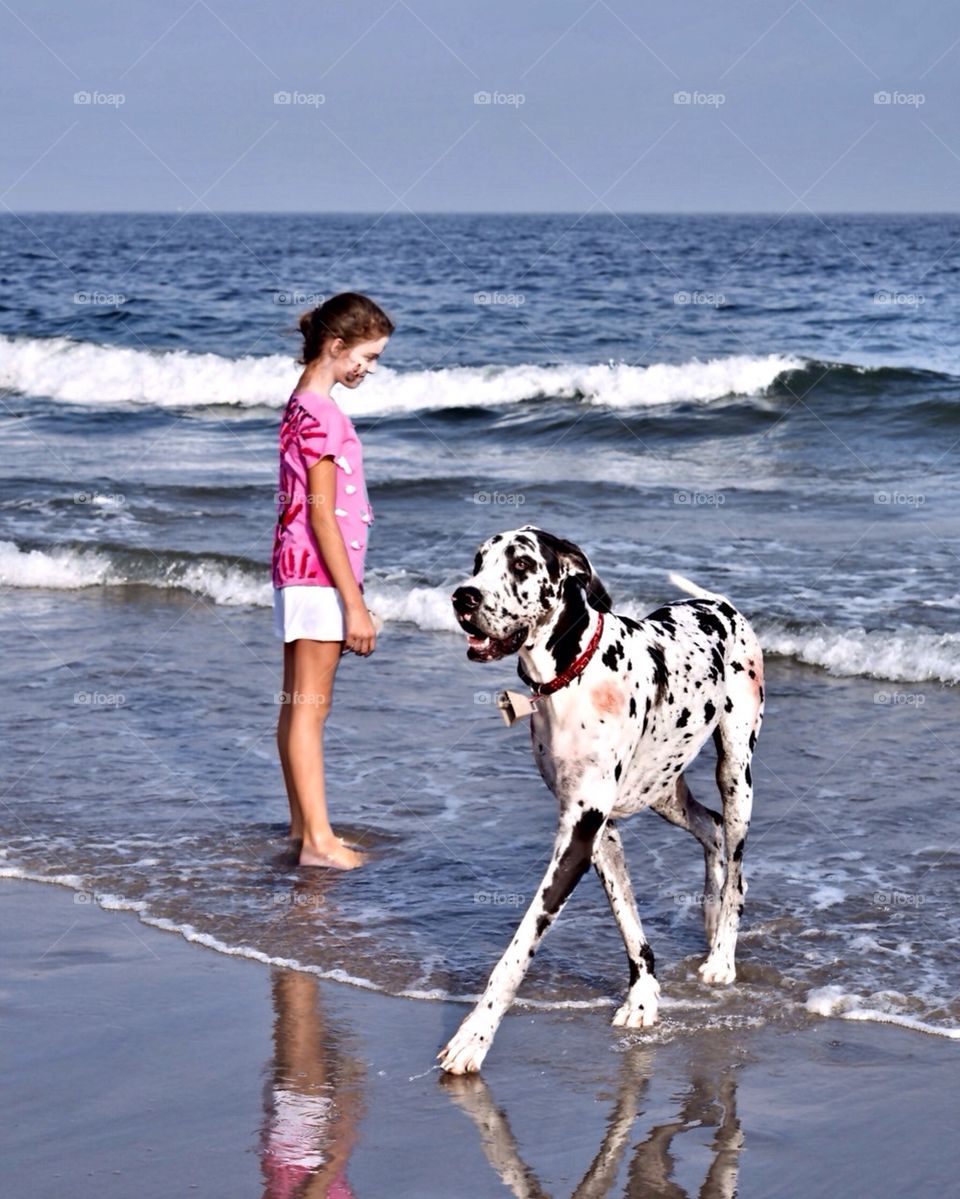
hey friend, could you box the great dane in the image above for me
[438,526,764,1074]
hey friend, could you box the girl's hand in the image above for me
[344,604,377,657]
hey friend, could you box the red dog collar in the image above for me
[522,612,605,697]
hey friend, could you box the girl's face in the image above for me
[333,335,389,388]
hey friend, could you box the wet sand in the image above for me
[3,877,958,1198]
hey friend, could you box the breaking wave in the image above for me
[3,540,958,684]
[0,333,802,413]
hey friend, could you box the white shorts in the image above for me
[273,585,345,642]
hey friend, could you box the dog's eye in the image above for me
[513,556,535,574]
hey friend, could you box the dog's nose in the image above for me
[452,586,481,614]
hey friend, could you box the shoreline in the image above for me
[9,864,959,1040]
[4,876,958,1198]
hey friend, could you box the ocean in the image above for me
[1,212,958,1040]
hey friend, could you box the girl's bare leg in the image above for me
[277,642,303,840]
[285,638,365,870]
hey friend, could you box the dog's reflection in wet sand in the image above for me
[441,1043,743,1199]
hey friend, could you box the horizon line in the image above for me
[2,209,959,218]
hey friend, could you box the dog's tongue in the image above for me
[466,632,505,661]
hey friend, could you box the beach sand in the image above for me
[3,877,957,1198]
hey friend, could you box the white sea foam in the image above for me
[848,935,913,958]
[0,539,273,606]
[805,985,960,1040]
[617,599,960,683]
[756,619,960,684]
[0,335,293,409]
[810,885,847,910]
[176,560,272,607]
[0,334,801,413]
[368,583,460,632]
[399,986,613,1010]
[0,539,114,589]
[0,864,89,891]
[4,540,959,683]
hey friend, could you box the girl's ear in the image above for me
[328,337,347,357]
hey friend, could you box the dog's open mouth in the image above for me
[458,617,527,661]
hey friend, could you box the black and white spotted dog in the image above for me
[438,526,764,1075]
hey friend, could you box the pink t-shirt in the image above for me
[271,391,373,590]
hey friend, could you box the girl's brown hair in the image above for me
[298,292,395,365]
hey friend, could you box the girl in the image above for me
[273,292,394,869]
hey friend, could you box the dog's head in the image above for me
[451,526,612,661]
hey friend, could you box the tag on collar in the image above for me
[497,689,539,726]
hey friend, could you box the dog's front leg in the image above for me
[438,802,607,1075]
[442,1074,546,1197]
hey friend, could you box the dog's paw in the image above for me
[699,955,736,986]
[612,1001,659,1029]
[437,1013,494,1075]
[611,973,660,1028]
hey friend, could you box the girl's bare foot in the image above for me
[299,837,366,870]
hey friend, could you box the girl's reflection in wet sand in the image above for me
[260,877,365,1198]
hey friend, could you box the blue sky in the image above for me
[1,0,958,211]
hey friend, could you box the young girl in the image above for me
[272,292,394,869]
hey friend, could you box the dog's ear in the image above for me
[529,528,613,613]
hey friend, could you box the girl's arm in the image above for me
[307,457,377,656]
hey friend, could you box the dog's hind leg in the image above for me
[592,823,660,1028]
[699,696,762,986]
[650,776,725,947]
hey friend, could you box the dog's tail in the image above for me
[668,571,728,604]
